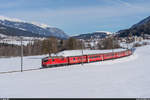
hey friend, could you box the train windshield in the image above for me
[42,57,49,62]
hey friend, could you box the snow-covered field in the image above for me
[0,45,150,98]
[0,55,47,72]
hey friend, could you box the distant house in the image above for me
[133,36,143,42]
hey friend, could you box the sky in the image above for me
[0,0,150,36]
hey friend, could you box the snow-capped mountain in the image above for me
[0,15,69,39]
[72,31,112,39]
[0,23,44,37]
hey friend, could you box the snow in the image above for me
[0,15,52,29]
[0,45,150,98]
[31,22,52,29]
[0,33,7,37]
[0,15,24,23]
[120,40,150,49]
[0,36,45,46]
[0,55,48,72]
[0,39,33,46]
[18,28,27,31]
[0,40,31,46]
[95,31,112,35]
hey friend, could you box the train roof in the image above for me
[42,56,65,60]
[55,48,128,57]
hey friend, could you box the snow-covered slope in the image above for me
[0,15,68,39]
[0,45,150,97]
[0,16,23,22]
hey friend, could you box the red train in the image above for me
[42,49,132,68]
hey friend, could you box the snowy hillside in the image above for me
[0,15,68,39]
[0,45,150,97]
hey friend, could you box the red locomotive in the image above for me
[42,49,132,68]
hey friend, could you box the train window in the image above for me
[43,59,48,62]
[73,58,76,61]
[61,58,64,60]
[52,59,55,62]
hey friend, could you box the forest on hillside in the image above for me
[118,20,150,37]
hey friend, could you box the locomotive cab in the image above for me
[42,57,50,67]
[42,56,69,68]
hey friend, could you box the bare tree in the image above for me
[65,37,83,50]
[42,37,58,56]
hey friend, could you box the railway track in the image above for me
[0,65,67,74]
[0,67,43,74]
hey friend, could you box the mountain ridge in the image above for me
[72,31,111,39]
[0,15,69,39]
[131,16,150,28]
[0,23,45,37]
[118,16,150,37]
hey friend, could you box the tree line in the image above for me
[0,36,121,57]
[0,37,83,57]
